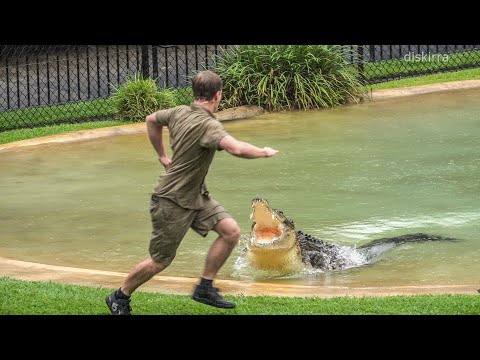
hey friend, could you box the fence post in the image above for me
[357,45,365,81]
[141,45,150,78]
[152,46,158,80]
[369,45,375,62]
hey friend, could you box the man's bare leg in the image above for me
[105,257,170,315]
[121,257,170,296]
[202,217,241,279]
[192,217,240,309]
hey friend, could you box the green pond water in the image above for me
[1,88,480,287]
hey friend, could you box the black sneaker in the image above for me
[105,291,132,315]
[192,284,236,309]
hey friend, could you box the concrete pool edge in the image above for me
[370,79,480,101]
[0,105,266,152]
[1,256,478,297]
[2,80,480,153]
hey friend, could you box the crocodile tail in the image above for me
[358,233,457,249]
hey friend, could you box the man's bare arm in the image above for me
[218,135,279,159]
[146,113,171,169]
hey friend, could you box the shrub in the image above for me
[170,87,194,106]
[212,45,367,111]
[110,74,176,122]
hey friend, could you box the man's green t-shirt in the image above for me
[153,103,229,209]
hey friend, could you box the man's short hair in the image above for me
[192,70,223,101]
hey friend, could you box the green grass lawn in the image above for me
[0,88,192,133]
[367,67,480,90]
[0,99,116,132]
[1,277,479,315]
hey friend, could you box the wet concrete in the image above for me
[1,256,478,297]
[371,79,480,101]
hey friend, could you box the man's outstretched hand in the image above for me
[263,147,279,157]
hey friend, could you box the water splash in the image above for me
[233,234,370,279]
[233,211,479,280]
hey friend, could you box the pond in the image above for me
[1,88,479,287]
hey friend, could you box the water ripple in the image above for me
[313,211,480,241]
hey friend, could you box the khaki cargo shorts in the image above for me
[148,194,232,263]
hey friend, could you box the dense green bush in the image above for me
[213,45,367,111]
[110,74,176,122]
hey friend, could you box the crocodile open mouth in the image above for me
[248,196,295,250]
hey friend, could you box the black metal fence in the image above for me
[350,45,480,83]
[0,45,227,131]
[1,45,479,132]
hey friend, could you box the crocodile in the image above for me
[245,196,456,272]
